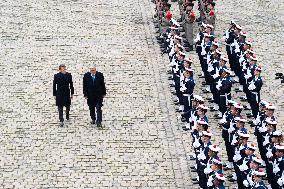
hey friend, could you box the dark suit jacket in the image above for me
[83,71,106,106]
[53,72,74,106]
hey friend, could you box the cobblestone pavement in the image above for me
[0,0,194,188]
[0,0,283,188]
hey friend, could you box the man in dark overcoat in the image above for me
[53,64,74,127]
[83,65,106,128]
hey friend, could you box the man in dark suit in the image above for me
[83,65,106,128]
[53,64,74,127]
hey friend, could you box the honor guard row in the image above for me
[151,0,283,188]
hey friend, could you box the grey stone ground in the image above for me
[0,0,283,188]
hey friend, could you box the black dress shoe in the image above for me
[227,174,233,178]
[91,120,96,124]
[97,123,102,128]
[191,168,197,172]
[192,177,198,181]
[60,122,64,127]
[228,178,237,182]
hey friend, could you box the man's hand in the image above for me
[71,95,74,100]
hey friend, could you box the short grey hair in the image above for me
[89,64,97,69]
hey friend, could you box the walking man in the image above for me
[83,64,106,128]
[53,64,74,127]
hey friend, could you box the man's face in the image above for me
[246,149,254,156]
[236,121,243,128]
[250,161,258,169]
[197,109,204,116]
[60,66,66,72]
[254,70,260,76]
[266,109,274,116]
[90,67,97,75]
[205,27,211,33]
[276,150,284,158]
[208,150,215,157]
[201,136,209,143]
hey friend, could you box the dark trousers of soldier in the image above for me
[235,62,242,78]
[197,163,208,189]
[234,163,245,189]
[266,163,279,188]
[230,54,238,72]
[219,94,231,114]
[183,95,192,115]
[211,84,219,104]
[223,130,234,162]
[257,133,266,162]
[249,92,259,118]
[203,63,212,86]
[200,59,208,82]
[174,75,183,105]
[226,46,234,69]
[58,105,70,122]
[239,74,246,87]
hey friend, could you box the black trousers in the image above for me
[57,105,70,122]
[89,99,103,123]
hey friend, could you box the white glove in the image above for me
[244,74,250,79]
[258,126,268,133]
[277,177,284,186]
[193,140,201,149]
[263,135,270,146]
[180,86,187,92]
[197,152,206,160]
[207,66,214,72]
[228,125,235,134]
[173,67,179,73]
[231,135,238,145]
[194,34,200,44]
[219,117,226,124]
[273,165,280,174]
[233,153,242,162]
[207,175,214,187]
[201,48,206,56]
[266,149,273,159]
[243,180,249,187]
[248,82,256,90]
[239,162,248,171]
[204,167,212,174]
[213,73,219,79]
